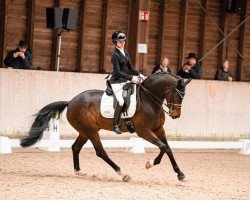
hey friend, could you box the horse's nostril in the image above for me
[172,115,180,119]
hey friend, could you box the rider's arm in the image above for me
[126,53,140,76]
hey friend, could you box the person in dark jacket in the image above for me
[215,60,234,81]
[177,53,201,79]
[4,40,32,69]
[110,31,145,134]
[152,57,172,74]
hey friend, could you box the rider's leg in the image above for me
[111,83,125,134]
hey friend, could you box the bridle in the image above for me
[139,81,185,116]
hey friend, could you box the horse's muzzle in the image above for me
[171,115,180,119]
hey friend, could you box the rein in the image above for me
[138,82,185,115]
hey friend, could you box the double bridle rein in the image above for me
[139,82,185,116]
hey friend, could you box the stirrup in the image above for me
[114,124,122,134]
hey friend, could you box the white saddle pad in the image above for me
[100,87,137,119]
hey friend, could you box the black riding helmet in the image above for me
[112,31,127,42]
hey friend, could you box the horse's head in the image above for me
[164,78,192,119]
[141,73,191,119]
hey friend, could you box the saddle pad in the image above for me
[100,87,137,119]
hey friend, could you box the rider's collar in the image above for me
[116,47,125,56]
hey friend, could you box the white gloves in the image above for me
[131,74,145,84]
[131,76,140,84]
[139,74,145,81]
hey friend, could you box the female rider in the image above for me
[110,31,145,134]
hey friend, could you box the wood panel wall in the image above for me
[33,0,54,70]
[201,0,222,79]
[79,0,104,72]
[147,0,161,74]
[0,0,250,81]
[161,0,183,74]
[240,0,250,81]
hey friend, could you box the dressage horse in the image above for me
[20,72,191,182]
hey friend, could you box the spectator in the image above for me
[215,60,233,81]
[177,53,202,79]
[4,40,32,69]
[152,57,172,74]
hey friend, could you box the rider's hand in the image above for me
[131,76,140,84]
[139,74,145,81]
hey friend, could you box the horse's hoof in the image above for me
[75,170,86,176]
[122,174,132,182]
[145,159,154,169]
[178,174,187,182]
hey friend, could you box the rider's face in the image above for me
[116,40,125,48]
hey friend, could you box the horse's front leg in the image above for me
[137,128,186,182]
[145,127,167,169]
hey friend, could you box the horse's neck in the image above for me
[140,81,166,111]
[140,75,176,110]
[143,78,173,99]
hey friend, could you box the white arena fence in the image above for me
[0,137,249,155]
[1,69,250,139]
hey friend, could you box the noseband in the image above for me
[139,82,185,116]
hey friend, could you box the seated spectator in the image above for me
[4,40,32,69]
[215,60,233,81]
[152,57,172,74]
[177,53,202,79]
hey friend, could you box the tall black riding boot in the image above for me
[113,104,123,134]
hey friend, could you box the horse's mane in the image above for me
[143,72,180,85]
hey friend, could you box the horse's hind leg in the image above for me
[90,133,131,182]
[72,134,88,175]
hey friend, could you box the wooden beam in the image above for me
[219,0,229,66]
[139,0,150,74]
[0,0,6,67]
[128,0,140,67]
[51,0,61,71]
[26,0,36,53]
[178,0,188,68]
[126,0,132,51]
[237,0,248,81]
[158,0,166,62]
[198,0,207,67]
[99,0,108,73]
[76,0,86,72]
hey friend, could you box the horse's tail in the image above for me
[20,101,69,147]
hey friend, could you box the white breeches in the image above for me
[111,82,127,106]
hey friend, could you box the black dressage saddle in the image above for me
[105,80,139,133]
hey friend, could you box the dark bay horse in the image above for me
[20,72,191,182]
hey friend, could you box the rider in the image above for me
[110,31,145,134]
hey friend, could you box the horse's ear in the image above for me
[177,78,183,84]
[176,79,185,90]
[184,78,192,86]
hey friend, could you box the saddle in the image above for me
[104,80,139,133]
[105,80,135,114]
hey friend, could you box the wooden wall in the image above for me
[0,0,250,81]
